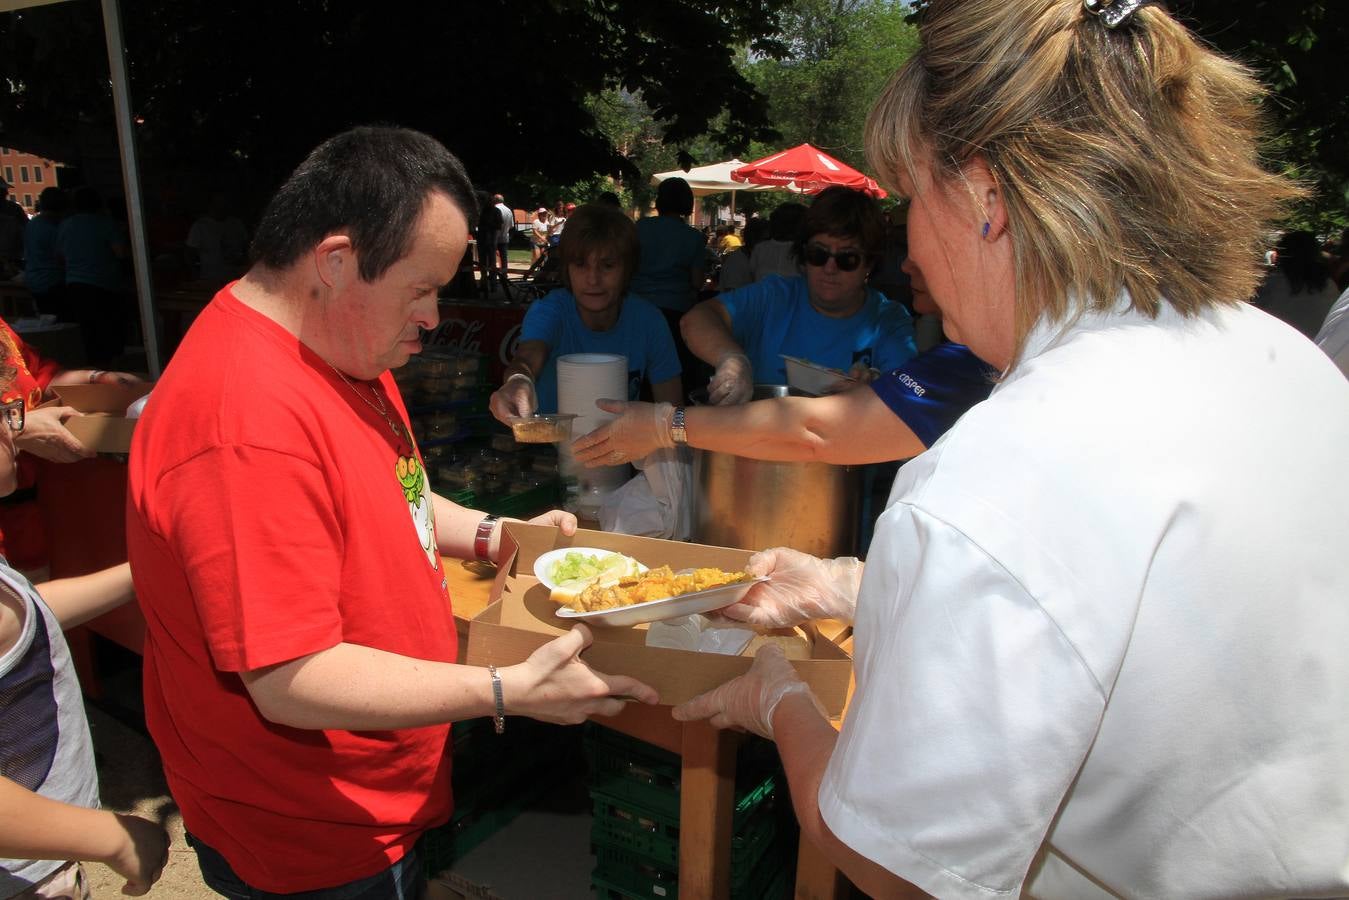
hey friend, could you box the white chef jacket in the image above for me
[819,297,1349,899]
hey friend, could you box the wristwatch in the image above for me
[670,406,687,445]
[474,514,500,562]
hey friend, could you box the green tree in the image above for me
[743,0,919,170]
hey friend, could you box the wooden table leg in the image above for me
[678,721,737,900]
[794,832,848,899]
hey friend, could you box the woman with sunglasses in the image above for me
[680,185,917,405]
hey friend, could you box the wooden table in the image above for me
[444,559,851,900]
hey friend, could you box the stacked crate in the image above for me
[393,347,566,519]
[585,724,798,899]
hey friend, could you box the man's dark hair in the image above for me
[35,187,68,216]
[768,203,807,242]
[655,177,694,217]
[791,187,885,263]
[558,203,641,295]
[250,126,475,282]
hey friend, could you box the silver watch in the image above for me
[670,406,687,444]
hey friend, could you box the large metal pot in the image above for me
[692,385,860,557]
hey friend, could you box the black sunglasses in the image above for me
[803,243,864,272]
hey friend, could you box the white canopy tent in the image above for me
[2,0,162,374]
[651,159,775,225]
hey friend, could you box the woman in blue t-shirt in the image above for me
[681,186,917,405]
[489,204,683,421]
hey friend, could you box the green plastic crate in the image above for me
[583,724,782,821]
[591,835,794,900]
[589,787,781,873]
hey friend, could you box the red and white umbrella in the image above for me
[732,143,887,199]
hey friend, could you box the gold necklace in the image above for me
[327,363,408,448]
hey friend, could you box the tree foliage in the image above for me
[0,0,792,205]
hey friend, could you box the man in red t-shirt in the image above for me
[125,127,658,898]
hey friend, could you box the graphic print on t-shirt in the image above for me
[396,451,439,570]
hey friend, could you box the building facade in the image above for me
[1,147,64,215]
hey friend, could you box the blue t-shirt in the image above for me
[22,215,63,294]
[719,275,917,385]
[520,289,682,413]
[629,216,707,313]
[869,342,996,448]
[56,213,125,291]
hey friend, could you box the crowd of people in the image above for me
[3,1,1349,898]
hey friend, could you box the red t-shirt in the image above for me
[1,319,62,570]
[126,288,459,892]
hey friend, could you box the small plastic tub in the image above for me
[507,414,577,444]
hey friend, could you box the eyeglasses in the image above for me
[2,398,24,435]
[803,243,864,272]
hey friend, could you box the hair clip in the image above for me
[1082,0,1153,29]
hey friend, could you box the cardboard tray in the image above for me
[465,522,852,716]
[48,382,153,454]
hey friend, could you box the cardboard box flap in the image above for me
[50,382,153,414]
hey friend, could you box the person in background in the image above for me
[717,217,768,292]
[0,362,168,900]
[682,185,917,404]
[0,179,26,279]
[184,192,249,288]
[596,191,623,209]
[20,187,68,319]
[629,177,708,397]
[573,258,991,470]
[749,202,807,282]
[0,316,140,582]
[474,190,506,297]
[547,200,569,248]
[492,193,514,276]
[1253,229,1341,338]
[671,1,1349,896]
[489,202,683,421]
[716,224,742,255]
[55,188,130,369]
[126,127,658,899]
[530,206,549,263]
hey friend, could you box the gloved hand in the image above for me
[489,373,538,424]
[844,360,881,386]
[570,400,674,468]
[719,547,862,627]
[671,644,826,739]
[708,352,753,406]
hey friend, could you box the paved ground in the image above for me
[83,704,210,898]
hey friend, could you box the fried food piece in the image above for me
[568,565,751,612]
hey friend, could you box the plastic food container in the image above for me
[507,414,577,444]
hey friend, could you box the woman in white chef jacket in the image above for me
[670,2,1349,898]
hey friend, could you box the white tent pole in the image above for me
[100,0,160,375]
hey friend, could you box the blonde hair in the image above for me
[865,0,1303,359]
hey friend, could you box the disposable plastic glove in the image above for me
[570,400,674,467]
[708,352,753,406]
[671,644,826,740]
[719,546,862,627]
[488,372,538,424]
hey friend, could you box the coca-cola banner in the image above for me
[424,301,525,385]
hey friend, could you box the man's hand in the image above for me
[672,644,825,739]
[102,813,169,897]
[708,353,753,406]
[499,625,660,722]
[14,406,94,462]
[570,400,674,468]
[488,373,537,425]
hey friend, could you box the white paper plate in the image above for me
[782,355,856,396]
[532,547,646,593]
[555,576,769,628]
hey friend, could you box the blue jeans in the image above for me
[186,833,426,899]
